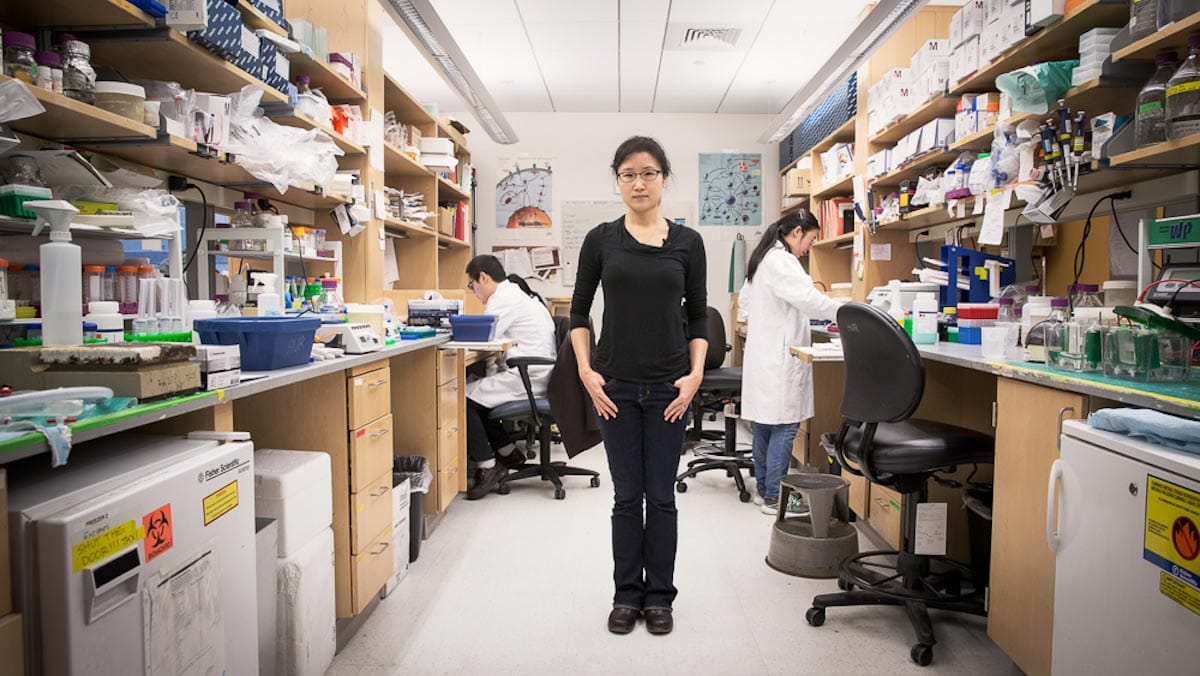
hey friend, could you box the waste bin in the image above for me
[963,485,993,586]
[393,456,431,563]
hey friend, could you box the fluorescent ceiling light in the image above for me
[385,0,519,144]
[760,0,930,144]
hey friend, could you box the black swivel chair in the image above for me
[806,302,994,667]
[674,307,752,502]
[490,316,600,500]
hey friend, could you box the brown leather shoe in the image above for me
[644,608,673,635]
[607,607,639,634]
[466,464,507,500]
[498,449,526,470]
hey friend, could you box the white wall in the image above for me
[462,112,779,345]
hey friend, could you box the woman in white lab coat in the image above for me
[740,210,841,514]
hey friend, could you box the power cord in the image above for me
[1110,198,1159,273]
[167,176,208,277]
[1071,190,1132,311]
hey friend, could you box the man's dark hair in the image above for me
[466,254,507,282]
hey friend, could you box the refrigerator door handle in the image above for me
[1046,458,1064,553]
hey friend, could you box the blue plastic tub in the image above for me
[193,316,320,371]
[449,314,497,342]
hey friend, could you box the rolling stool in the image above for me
[766,473,858,578]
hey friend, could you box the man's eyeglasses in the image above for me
[467,280,476,291]
[616,169,663,184]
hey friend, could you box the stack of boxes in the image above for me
[949,1,985,84]
[172,0,294,98]
[890,118,955,168]
[910,39,951,101]
[956,92,1002,141]
[195,344,241,390]
[868,149,892,180]
[868,67,917,135]
[952,0,1029,85]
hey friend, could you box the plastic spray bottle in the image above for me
[26,200,82,346]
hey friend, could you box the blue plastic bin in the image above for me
[449,314,497,342]
[194,316,320,371]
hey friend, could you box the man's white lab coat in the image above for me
[466,280,558,408]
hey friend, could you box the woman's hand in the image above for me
[581,369,618,420]
[665,372,703,423]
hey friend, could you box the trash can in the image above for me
[963,485,993,586]
[393,456,431,563]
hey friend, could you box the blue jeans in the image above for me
[596,378,688,610]
[753,422,800,502]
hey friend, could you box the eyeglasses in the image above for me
[467,280,476,291]
[616,169,663,184]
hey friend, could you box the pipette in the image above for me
[1071,110,1087,186]
[1038,124,1057,189]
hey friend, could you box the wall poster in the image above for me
[698,153,762,226]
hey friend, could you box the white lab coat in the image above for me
[740,243,842,425]
[466,280,558,408]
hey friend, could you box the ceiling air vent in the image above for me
[680,27,741,49]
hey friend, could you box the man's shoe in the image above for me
[644,608,673,635]
[607,607,639,634]
[466,464,507,500]
[499,449,526,470]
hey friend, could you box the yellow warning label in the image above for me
[72,520,143,573]
[1160,572,1200,617]
[1144,476,1200,590]
[203,481,239,526]
[1167,81,1200,97]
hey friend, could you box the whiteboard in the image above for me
[559,199,693,286]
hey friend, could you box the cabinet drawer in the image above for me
[438,381,459,431]
[351,471,392,555]
[437,458,461,512]
[438,350,458,386]
[846,472,870,520]
[437,421,459,468]
[348,366,391,428]
[867,484,904,550]
[352,526,394,614]
[350,414,393,493]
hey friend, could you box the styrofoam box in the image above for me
[254,449,333,558]
[276,527,336,676]
[420,137,455,155]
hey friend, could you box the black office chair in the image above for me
[490,316,600,500]
[674,306,751,502]
[805,302,994,667]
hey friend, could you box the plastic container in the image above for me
[86,301,125,343]
[448,314,497,342]
[316,277,343,315]
[1166,34,1200,140]
[911,292,939,345]
[1136,51,1180,148]
[3,32,37,85]
[142,99,161,127]
[82,265,105,306]
[1103,325,1190,382]
[193,316,321,371]
[1047,320,1092,372]
[1102,280,1138,307]
[0,185,53,219]
[956,302,999,345]
[94,82,147,123]
[117,265,138,313]
[996,296,1017,323]
[34,51,58,90]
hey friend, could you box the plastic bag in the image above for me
[224,85,344,194]
[394,456,433,493]
[968,154,995,195]
[995,60,1079,115]
[0,78,45,123]
[54,186,182,237]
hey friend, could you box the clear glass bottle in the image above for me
[296,75,312,95]
[231,201,253,251]
[56,36,96,105]
[317,277,343,315]
[3,31,37,85]
[1136,50,1179,147]
[1069,283,1104,309]
[1131,0,1160,42]
[996,296,1018,323]
[1166,34,1200,140]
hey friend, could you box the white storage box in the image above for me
[951,37,981,84]
[382,477,412,598]
[276,527,336,676]
[917,118,956,153]
[911,39,950,78]
[421,153,457,169]
[420,137,455,155]
[256,518,278,676]
[254,450,333,558]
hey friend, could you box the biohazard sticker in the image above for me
[142,504,174,563]
[1144,475,1200,609]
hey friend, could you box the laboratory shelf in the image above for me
[436,232,470,248]
[812,174,855,200]
[781,198,811,216]
[0,74,158,142]
[437,121,471,155]
[811,117,859,155]
[871,147,953,192]
[949,0,1131,96]
[813,231,856,249]
[383,218,436,238]
[1113,10,1200,63]
[268,110,367,156]
[438,177,471,203]
[219,249,341,264]
[0,214,172,240]
[870,95,958,147]
[384,74,438,127]
[235,1,289,38]
[1107,132,1200,169]
[949,125,995,153]
[288,50,367,104]
[0,0,156,30]
[385,143,434,179]
[81,27,289,105]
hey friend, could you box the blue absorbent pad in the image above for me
[1088,408,1200,455]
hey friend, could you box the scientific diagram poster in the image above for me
[497,158,554,233]
[699,153,762,226]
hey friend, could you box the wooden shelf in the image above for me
[437,232,470,248]
[950,125,995,152]
[872,147,953,191]
[813,174,855,200]
[82,27,288,105]
[384,143,433,179]
[270,110,366,156]
[813,231,856,249]
[0,74,157,142]
[950,0,1131,95]
[383,218,436,238]
[811,117,858,155]
[0,0,155,29]
[1108,131,1200,168]
[1114,10,1200,63]
[438,177,471,203]
[437,120,470,155]
[870,95,958,146]
[782,198,811,216]
[235,1,289,38]
[288,50,367,104]
[384,74,438,127]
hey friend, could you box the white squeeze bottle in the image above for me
[26,200,83,346]
[256,273,283,317]
[912,292,939,345]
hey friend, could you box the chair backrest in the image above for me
[836,302,924,424]
[704,306,727,371]
[553,315,571,349]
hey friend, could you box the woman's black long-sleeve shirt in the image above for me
[569,216,708,383]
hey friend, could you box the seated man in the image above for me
[464,254,558,499]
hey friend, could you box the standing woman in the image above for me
[740,210,840,514]
[570,136,708,636]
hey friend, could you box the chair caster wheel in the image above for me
[726,469,735,478]
[676,482,688,493]
[837,578,854,591]
[805,607,825,627]
[527,450,536,459]
[739,491,751,503]
[497,483,511,495]
[554,488,566,500]
[910,643,933,666]
[590,477,600,488]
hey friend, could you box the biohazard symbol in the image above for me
[143,504,174,563]
[1172,515,1200,562]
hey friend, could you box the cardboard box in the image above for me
[0,470,8,617]
[186,0,243,59]
[203,368,242,391]
[956,109,980,141]
[252,0,286,26]
[438,206,455,235]
[1027,0,1065,28]
[784,167,811,196]
[984,0,1006,22]
[1002,2,1027,46]
[917,118,956,153]
[959,1,986,40]
[950,37,981,83]
[195,344,241,373]
[166,0,209,31]
[910,39,950,78]
[914,61,950,99]
[867,149,892,179]
[0,614,21,676]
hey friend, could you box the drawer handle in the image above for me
[367,379,388,388]
[370,428,391,439]
[371,485,389,498]
[372,541,390,556]
[1056,406,1075,451]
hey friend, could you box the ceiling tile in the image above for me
[429,0,522,25]
[516,0,616,22]
[665,0,774,23]
[619,19,666,113]
[653,51,741,112]
[524,21,616,55]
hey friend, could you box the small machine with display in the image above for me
[407,298,462,329]
[1137,215,1200,326]
[315,322,383,353]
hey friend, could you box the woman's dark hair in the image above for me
[506,274,545,305]
[745,209,821,282]
[466,254,506,283]
[611,136,671,179]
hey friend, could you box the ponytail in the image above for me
[506,274,545,306]
[746,209,820,281]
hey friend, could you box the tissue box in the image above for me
[950,37,981,84]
